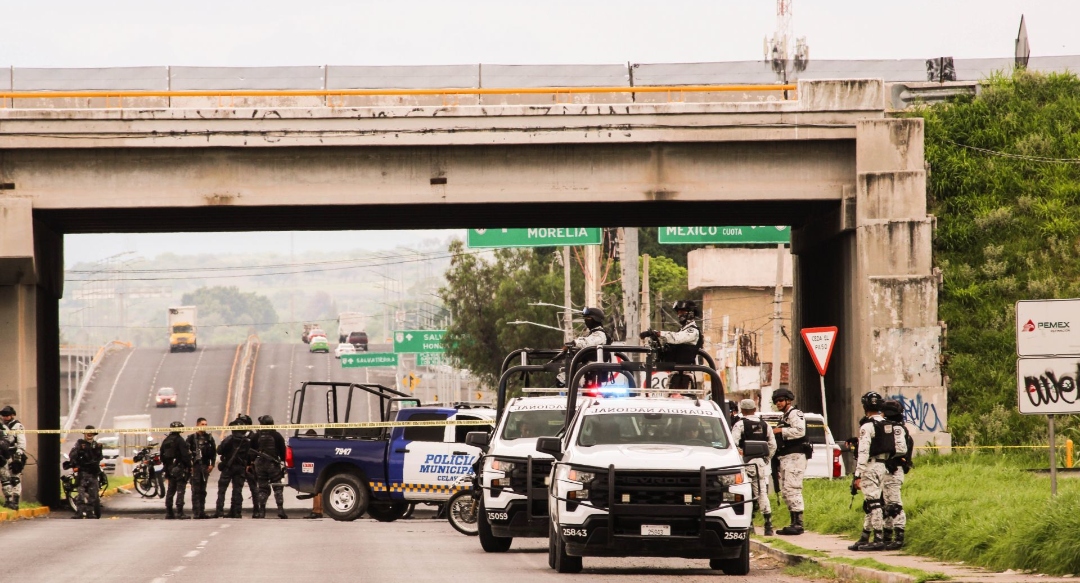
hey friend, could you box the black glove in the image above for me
[62,460,72,470]
[564,340,576,349]
[639,330,658,340]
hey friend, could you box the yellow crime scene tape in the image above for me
[2,418,495,436]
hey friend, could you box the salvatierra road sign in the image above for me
[341,353,398,368]
[658,226,790,244]
[1017,357,1080,414]
[467,228,601,248]
[1016,299,1080,357]
[395,330,447,354]
[801,327,838,376]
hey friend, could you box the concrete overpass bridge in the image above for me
[0,72,940,504]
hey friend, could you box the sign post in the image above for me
[1015,298,1080,496]
[800,326,838,428]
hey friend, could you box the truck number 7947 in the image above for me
[334,448,352,456]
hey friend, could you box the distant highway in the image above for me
[72,342,401,434]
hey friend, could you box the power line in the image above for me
[65,247,460,274]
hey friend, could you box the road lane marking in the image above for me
[184,550,200,558]
[210,531,219,536]
[171,566,186,572]
[143,350,171,412]
[97,350,137,428]
[180,348,207,426]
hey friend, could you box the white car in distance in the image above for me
[334,342,357,359]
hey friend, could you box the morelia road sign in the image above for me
[394,330,447,354]
[658,226,790,245]
[801,326,838,376]
[466,228,601,248]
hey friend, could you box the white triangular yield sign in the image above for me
[800,326,838,376]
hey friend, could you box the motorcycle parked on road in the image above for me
[446,472,480,536]
[61,453,108,517]
[132,445,165,498]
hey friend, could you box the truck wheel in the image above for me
[550,530,582,573]
[322,474,369,521]
[710,538,750,575]
[367,501,409,522]
[478,501,513,552]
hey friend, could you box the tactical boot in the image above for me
[227,507,242,518]
[212,510,225,518]
[884,528,905,551]
[11,495,19,509]
[177,508,189,520]
[763,514,774,536]
[881,528,893,544]
[848,530,871,551]
[858,531,886,551]
[278,506,288,519]
[776,512,804,535]
[166,509,176,520]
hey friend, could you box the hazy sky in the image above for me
[5,1,1068,265]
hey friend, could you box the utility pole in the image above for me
[640,254,651,334]
[619,228,640,345]
[766,243,785,412]
[764,0,809,90]
[584,245,601,308]
[563,246,573,343]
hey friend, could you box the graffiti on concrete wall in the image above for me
[889,392,943,432]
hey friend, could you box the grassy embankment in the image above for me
[761,452,1079,576]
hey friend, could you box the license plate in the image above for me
[641,524,671,536]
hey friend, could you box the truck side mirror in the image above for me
[536,436,563,459]
[741,440,769,460]
[465,431,490,452]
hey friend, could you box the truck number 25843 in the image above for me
[334,448,352,456]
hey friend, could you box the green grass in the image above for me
[827,557,949,583]
[758,536,830,558]
[782,561,843,580]
[783,453,1080,576]
[103,475,133,496]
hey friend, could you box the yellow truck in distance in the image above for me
[168,306,198,353]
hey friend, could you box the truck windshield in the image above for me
[577,413,729,449]
[500,409,565,440]
[172,325,194,334]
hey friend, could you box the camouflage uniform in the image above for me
[777,408,807,513]
[855,415,888,536]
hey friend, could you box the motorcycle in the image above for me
[132,446,165,498]
[446,472,480,536]
[61,454,108,517]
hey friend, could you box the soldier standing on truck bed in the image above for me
[771,388,808,535]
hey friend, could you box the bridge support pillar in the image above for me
[792,118,948,448]
[0,196,63,506]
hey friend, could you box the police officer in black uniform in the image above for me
[219,414,256,518]
[213,421,239,518]
[67,425,104,519]
[252,415,288,519]
[160,421,192,519]
[186,417,217,519]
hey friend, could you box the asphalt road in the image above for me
[2,482,806,583]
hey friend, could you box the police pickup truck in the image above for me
[538,346,769,575]
[285,381,495,522]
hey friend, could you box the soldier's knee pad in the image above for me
[884,503,903,518]
[863,498,883,514]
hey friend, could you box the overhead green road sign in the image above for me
[418,353,451,367]
[341,353,398,368]
[394,330,447,353]
[467,228,601,248]
[658,226,790,244]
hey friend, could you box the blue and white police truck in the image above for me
[285,381,495,522]
[537,345,769,575]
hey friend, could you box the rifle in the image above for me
[849,477,858,509]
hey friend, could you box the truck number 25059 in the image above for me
[334,448,353,456]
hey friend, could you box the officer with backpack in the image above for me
[848,392,894,551]
[641,299,702,390]
[252,415,288,519]
[160,421,192,519]
[881,399,913,550]
[730,398,777,535]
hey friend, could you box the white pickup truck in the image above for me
[467,395,567,552]
[540,394,769,575]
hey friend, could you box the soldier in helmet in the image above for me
[67,425,103,519]
[730,398,777,535]
[771,388,808,535]
[160,421,192,519]
[556,306,611,387]
[0,405,27,510]
[848,391,892,551]
[185,417,216,519]
[641,300,703,391]
[252,415,288,519]
[880,399,913,550]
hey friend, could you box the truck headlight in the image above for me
[719,471,745,486]
[555,465,596,484]
[486,458,514,487]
